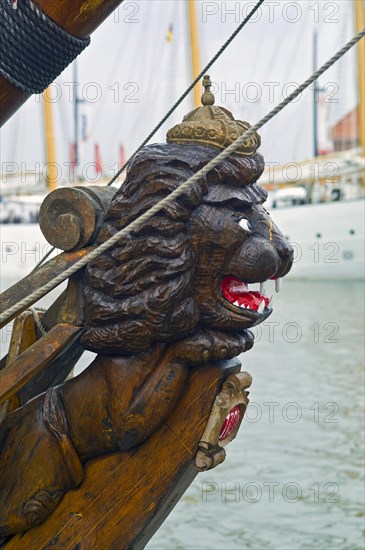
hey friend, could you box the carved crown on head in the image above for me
[166,75,261,157]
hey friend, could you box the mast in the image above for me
[354,0,365,157]
[312,31,319,157]
[187,0,202,109]
[73,60,79,179]
[42,87,57,192]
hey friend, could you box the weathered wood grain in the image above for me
[39,186,116,251]
[0,311,39,421]
[0,247,93,329]
[0,138,293,542]
[0,324,81,405]
[0,1,126,126]
[4,360,240,549]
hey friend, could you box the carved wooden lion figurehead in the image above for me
[0,78,295,544]
[82,142,293,356]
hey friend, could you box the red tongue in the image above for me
[221,276,269,311]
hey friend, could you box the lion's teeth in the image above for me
[257,300,265,314]
[275,278,282,293]
[268,295,273,308]
[260,282,267,295]
[233,300,240,307]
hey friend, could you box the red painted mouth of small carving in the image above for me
[221,276,271,313]
[219,405,241,441]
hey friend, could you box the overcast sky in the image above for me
[0,0,359,183]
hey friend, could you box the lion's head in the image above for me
[82,143,293,355]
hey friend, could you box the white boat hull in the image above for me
[0,224,51,282]
[1,199,364,282]
[271,199,364,280]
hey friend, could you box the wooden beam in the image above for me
[0,0,125,126]
[0,247,93,329]
[4,360,241,549]
[0,323,81,405]
[0,310,40,421]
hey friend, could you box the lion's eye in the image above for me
[239,218,252,232]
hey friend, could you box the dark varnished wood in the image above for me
[0,323,81,405]
[5,311,40,366]
[0,274,85,406]
[82,143,292,355]
[0,142,293,540]
[14,273,87,404]
[0,78,29,129]
[33,0,126,38]
[0,247,93,328]
[17,335,84,406]
[0,0,125,126]
[39,186,117,251]
[0,340,250,537]
[0,311,39,422]
[4,360,240,549]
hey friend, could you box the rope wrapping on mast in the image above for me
[1,27,364,326]
[0,0,90,93]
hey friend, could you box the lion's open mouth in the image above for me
[221,276,274,314]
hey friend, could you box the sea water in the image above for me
[1,278,364,549]
[147,281,365,550]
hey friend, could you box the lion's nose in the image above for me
[275,238,294,278]
[277,239,294,261]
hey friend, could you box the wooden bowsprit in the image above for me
[3,360,251,550]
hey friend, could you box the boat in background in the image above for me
[259,146,364,279]
[270,199,364,279]
[258,2,364,280]
[1,0,364,281]
[0,80,123,279]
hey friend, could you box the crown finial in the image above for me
[166,74,261,157]
[201,75,215,106]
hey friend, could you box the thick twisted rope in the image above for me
[0,0,90,93]
[106,0,265,186]
[1,27,364,326]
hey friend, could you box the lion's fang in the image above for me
[268,295,273,308]
[257,300,265,314]
[260,282,267,295]
[275,278,282,293]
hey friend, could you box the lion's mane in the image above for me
[82,143,265,355]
